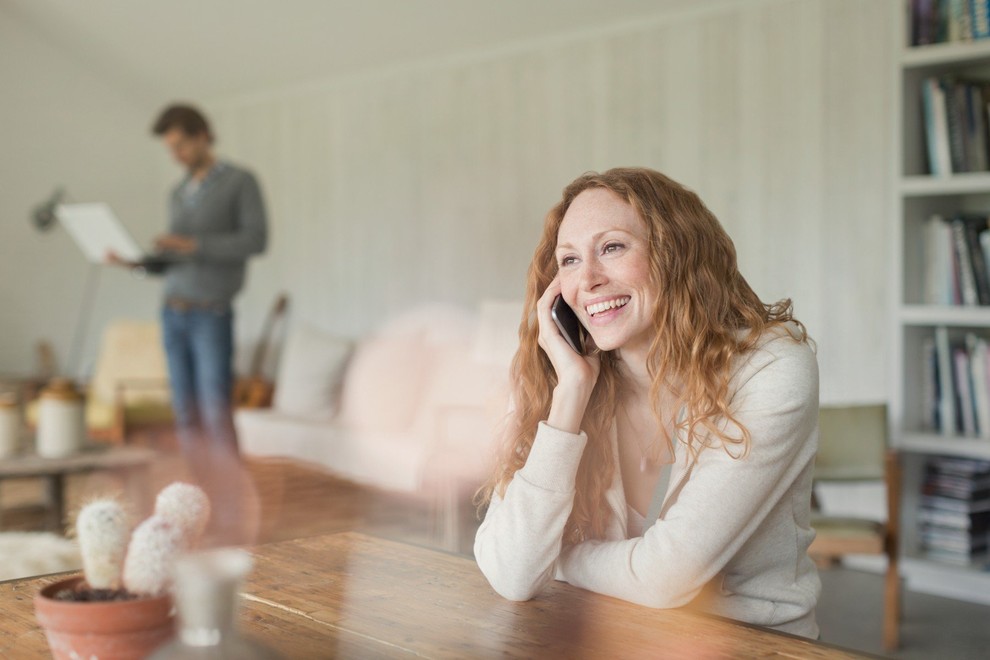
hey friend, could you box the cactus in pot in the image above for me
[35,481,213,660]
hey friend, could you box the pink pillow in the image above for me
[339,335,432,433]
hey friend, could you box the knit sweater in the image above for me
[474,323,821,638]
[164,162,267,304]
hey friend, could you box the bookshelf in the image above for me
[892,2,990,604]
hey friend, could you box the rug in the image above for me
[0,532,80,581]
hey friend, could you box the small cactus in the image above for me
[122,515,189,597]
[154,482,211,546]
[71,482,212,598]
[76,498,130,589]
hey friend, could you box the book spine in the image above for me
[940,0,952,43]
[965,84,989,171]
[972,0,990,38]
[925,215,945,304]
[952,219,979,305]
[955,347,976,436]
[924,78,953,176]
[968,334,990,437]
[947,80,969,172]
[961,215,990,304]
[936,326,958,435]
[949,0,972,41]
[923,337,939,430]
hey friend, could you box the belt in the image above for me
[165,297,230,313]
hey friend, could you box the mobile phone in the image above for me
[551,295,586,355]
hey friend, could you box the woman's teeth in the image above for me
[586,297,630,317]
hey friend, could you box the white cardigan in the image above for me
[474,324,821,638]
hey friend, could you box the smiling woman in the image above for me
[474,167,821,639]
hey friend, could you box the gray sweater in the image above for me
[164,162,267,304]
[475,323,821,638]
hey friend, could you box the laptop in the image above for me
[56,202,176,274]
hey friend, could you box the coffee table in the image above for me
[0,445,156,531]
[0,532,876,658]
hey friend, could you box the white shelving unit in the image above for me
[892,3,990,605]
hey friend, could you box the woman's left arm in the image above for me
[556,337,819,608]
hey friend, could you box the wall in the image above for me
[205,0,893,404]
[0,6,167,380]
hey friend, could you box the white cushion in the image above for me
[273,323,352,416]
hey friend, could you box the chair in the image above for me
[86,320,173,443]
[26,320,173,443]
[808,404,901,651]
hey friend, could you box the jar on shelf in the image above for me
[36,378,84,458]
[0,393,21,457]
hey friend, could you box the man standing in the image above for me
[110,104,266,542]
[148,104,267,458]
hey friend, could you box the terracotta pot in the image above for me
[34,576,175,660]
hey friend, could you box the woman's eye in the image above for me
[603,242,624,254]
[559,256,577,267]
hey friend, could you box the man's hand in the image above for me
[154,234,198,254]
[105,250,137,268]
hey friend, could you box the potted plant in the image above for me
[34,482,210,660]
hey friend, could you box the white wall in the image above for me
[0,6,167,379]
[204,0,893,404]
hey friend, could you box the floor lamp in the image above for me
[30,187,102,382]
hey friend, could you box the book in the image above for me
[923,77,953,176]
[929,455,990,475]
[924,338,939,430]
[974,0,990,39]
[965,84,989,171]
[954,347,976,435]
[914,0,939,45]
[918,506,990,530]
[967,334,990,437]
[949,0,974,42]
[952,220,979,305]
[946,79,969,173]
[935,326,958,435]
[924,215,954,305]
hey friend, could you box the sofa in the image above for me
[234,302,520,507]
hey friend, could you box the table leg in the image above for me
[44,474,65,533]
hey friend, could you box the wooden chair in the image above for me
[808,404,901,651]
[88,320,173,443]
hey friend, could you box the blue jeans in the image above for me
[161,305,238,458]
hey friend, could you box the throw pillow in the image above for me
[273,323,352,417]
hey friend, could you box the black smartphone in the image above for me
[551,295,586,355]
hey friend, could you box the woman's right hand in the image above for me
[537,277,601,434]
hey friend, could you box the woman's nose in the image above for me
[579,258,607,291]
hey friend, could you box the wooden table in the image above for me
[0,532,877,658]
[0,445,156,531]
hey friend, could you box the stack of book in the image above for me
[922,213,990,306]
[912,0,990,46]
[919,456,990,567]
[920,78,990,176]
[922,329,990,437]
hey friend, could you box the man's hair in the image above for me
[151,104,212,140]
